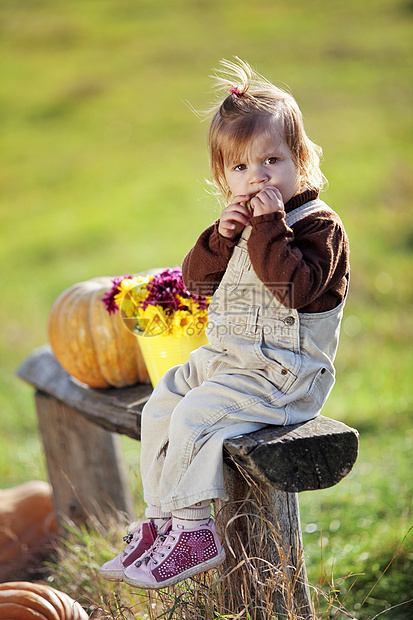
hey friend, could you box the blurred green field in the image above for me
[1,0,412,617]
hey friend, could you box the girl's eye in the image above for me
[266,157,278,164]
[234,164,247,171]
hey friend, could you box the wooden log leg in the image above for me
[35,391,135,530]
[215,461,313,620]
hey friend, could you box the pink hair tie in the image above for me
[230,86,240,96]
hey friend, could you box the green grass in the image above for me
[1,0,412,617]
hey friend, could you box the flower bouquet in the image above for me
[102,267,211,385]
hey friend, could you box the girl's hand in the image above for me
[250,186,285,217]
[218,195,251,239]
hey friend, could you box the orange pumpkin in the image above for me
[47,276,150,388]
[0,481,58,582]
[0,582,88,619]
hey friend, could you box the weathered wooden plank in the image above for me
[18,347,358,494]
[17,345,150,440]
[224,416,358,492]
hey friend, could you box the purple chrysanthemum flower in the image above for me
[140,267,210,315]
[101,267,210,319]
[101,274,132,314]
[142,267,187,312]
[189,292,210,310]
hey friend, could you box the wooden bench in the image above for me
[18,345,359,619]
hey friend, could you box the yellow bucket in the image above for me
[136,332,208,387]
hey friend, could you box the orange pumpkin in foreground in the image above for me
[0,581,88,619]
[0,481,58,582]
[47,276,150,388]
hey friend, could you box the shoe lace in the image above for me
[122,532,133,544]
[135,532,176,567]
[122,523,142,550]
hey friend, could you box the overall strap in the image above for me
[285,199,337,228]
[289,199,350,308]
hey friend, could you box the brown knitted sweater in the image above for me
[182,189,350,313]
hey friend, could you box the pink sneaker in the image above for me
[123,519,225,589]
[99,520,159,581]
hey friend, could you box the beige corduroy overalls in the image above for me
[141,199,347,512]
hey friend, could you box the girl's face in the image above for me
[223,124,300,205]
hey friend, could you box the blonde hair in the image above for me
[207,58,326,203]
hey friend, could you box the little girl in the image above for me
[100,58,350,589]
